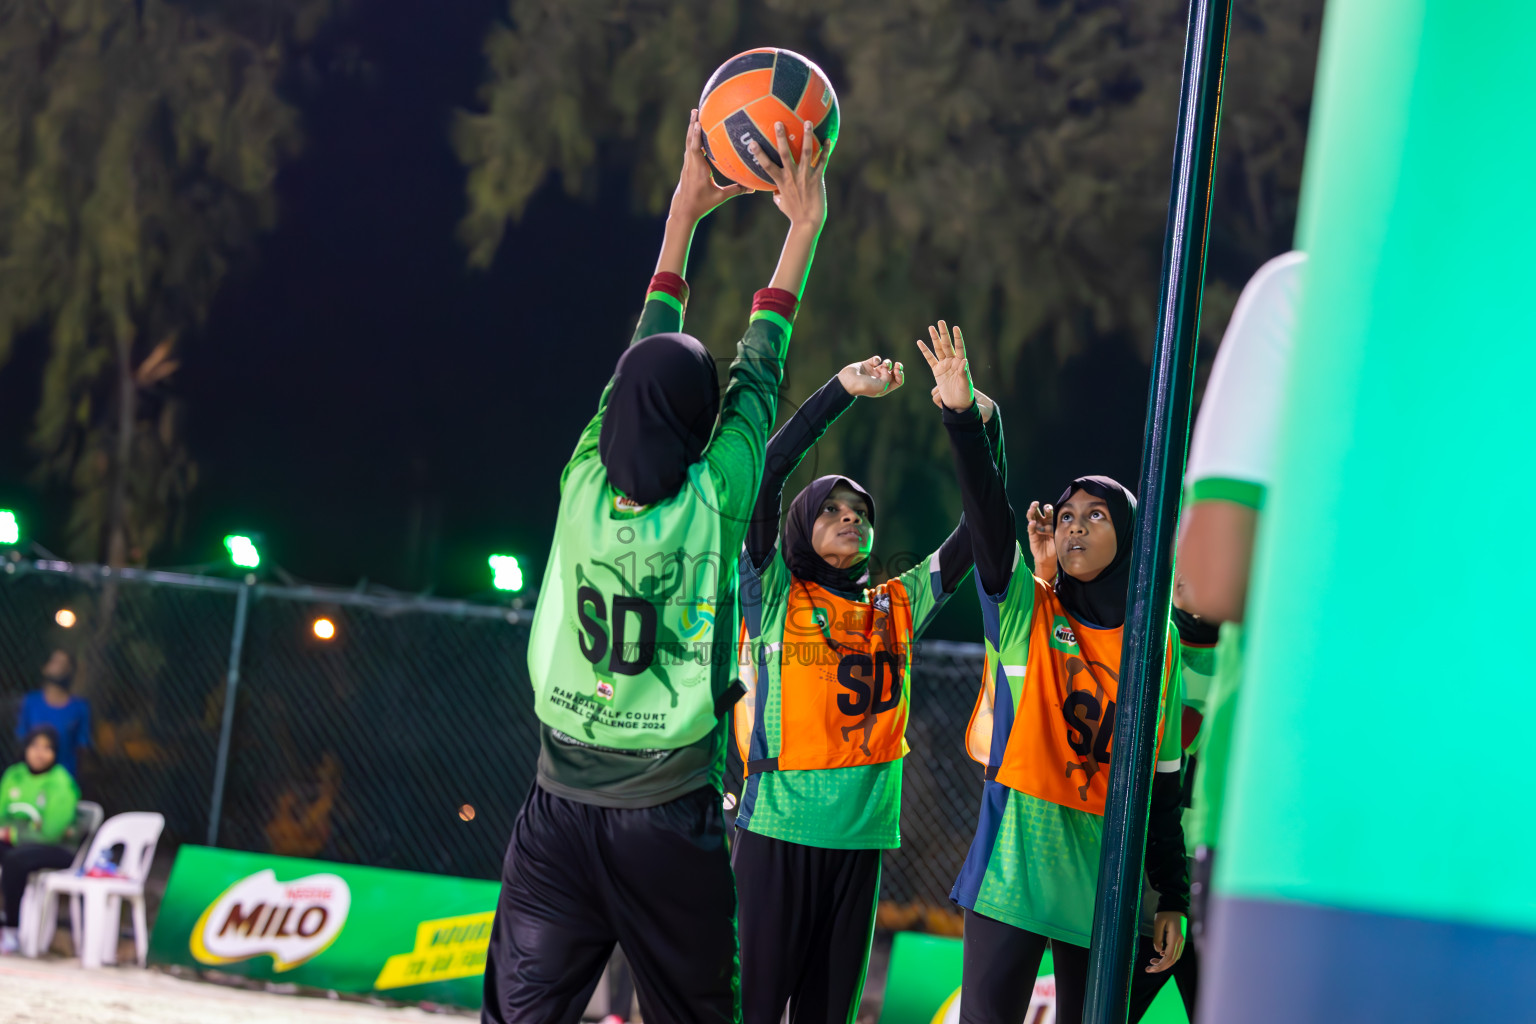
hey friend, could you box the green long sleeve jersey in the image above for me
[0,761,80,845]
[532,273,798,808]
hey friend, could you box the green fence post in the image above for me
[1082,0,1232,1019]
[206,581,252,847]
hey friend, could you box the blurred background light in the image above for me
[488,554,523,592]
[224,534,261,569]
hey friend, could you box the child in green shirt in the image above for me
[0,724,81,954]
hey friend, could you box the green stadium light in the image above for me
[0,509,18,546]
[224,534,261,569]
[489,554,523,592]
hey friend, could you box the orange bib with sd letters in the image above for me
[741,579,914,774]
[988,587,1171,815]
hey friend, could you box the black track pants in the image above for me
[732,829,881,1024]
[0,842,74,924]
[960,909,1173,1024]
[481,784,739,1024]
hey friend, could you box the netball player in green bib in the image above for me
[483,111,827,1024]
[730,352,1003,1024]
[922,323,1189,1023]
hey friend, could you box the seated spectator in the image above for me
[0,724,82,955]
[15,650,91,779]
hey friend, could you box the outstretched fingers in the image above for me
[746,132,786,188]
[915,337,939,369]
[681,108,751,211]
[928,322,954,362]
[748,120,820,189]
[809,122,827,170]
[685,108,701,157]
[797,120,818,177]
[774,120,796,173]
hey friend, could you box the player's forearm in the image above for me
[945,403,1016,596]
[654,211,701,278]
[767,221,823,298]
[629,271,689,348]
[1174,500,1257,623]
[746,375,855,569]
[763,374,855,491]
[932,398,1003,593]
[1146,770,1191,913]
[981,397,1006,486]
[707,291,796,525]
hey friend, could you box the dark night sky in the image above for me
[0,2,1213,642]
[179,0,661,598]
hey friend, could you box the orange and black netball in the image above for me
[698,48,839,191]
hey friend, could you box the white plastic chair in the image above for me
[17,799,104,958]
[38,811,163,968]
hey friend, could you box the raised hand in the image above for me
[671,108,751,223]
[839,356,904,398]
[916,321,974,413]
[1026,500,1057,580]
[747,120,827,230]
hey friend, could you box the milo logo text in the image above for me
[1049,617,1080,653]
[190,869,350,972]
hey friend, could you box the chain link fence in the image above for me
[0,559,982,930]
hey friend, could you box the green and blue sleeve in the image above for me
[901,400,1009,639]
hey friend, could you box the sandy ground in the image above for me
[0,930,889,1023]
[0,957,459,1024]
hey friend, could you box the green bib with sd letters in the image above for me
[529,456,731,750]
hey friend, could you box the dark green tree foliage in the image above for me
[0,0,336,564]
[457,0,1321,564]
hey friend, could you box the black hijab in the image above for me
[20,723,59,774]
[783,475,877,595]
[599,333,720,506]
[1053,474,1136,629]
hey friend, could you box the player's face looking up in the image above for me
[811,483,873,568]
[1055,489,1117,580]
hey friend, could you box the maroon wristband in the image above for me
[751,287,798,321]
[647,272,689,311]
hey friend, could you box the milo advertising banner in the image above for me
[149,846,499,1008]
